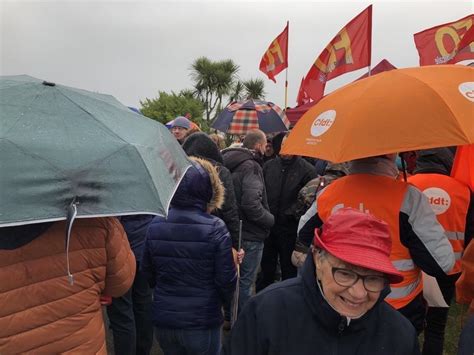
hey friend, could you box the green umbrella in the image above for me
[0,75,191,227]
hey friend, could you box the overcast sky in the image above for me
[1,0,472,111]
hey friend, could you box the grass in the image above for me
[419,302,470,355]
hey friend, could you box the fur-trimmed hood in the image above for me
[170,157,224,212]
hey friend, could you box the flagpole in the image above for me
[284,20,289,111]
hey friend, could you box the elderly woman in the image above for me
[224,207,420,355]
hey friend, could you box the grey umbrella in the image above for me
[0,75,190,227]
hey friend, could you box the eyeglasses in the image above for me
[327,260,387,292]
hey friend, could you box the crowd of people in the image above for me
[0,114,473,355]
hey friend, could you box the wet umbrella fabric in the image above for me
[0,75,190,227]
[212,100,290,135]
[282,65,474,162]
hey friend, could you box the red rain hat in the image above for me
[313,207,404,284]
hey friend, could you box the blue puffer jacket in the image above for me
[141,163,237,330]
[119,214,154,262]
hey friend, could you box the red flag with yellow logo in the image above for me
[414,14,474,65]
[259,23,289,83]
[303,5,372,101]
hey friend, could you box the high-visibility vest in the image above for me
[408,173,470,274]
[317,174,423,310]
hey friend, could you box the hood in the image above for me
[182,132,224,164]
[0,222,53,250]
[171,157,224,212]
[413,148,453,175]
[222,147,261,172]
[348,156,399,178]
[272,132,286,155]
[325,162,349,177]
[171,162,212,210]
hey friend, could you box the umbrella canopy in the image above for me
[212,99,290,135]
[286,59,398,126]
[281,65,474,163]
[0,75,191,227]
[451,144,474,190]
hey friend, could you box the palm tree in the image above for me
[243,78,266,100]
[229,81,245,102]
[190,57,239,121]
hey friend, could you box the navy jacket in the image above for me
[141,164,237,330]
[223,147,274,242]
[119,215,153,262]
[224,254,420,355]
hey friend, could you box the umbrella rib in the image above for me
[2,138,70,177]
[56,88,128,144]
[129,147,163,208]
[3,83,44,137]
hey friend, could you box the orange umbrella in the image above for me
[282,65,474,162]
[451,144,474,190]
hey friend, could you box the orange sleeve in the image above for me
[102,218,136,297]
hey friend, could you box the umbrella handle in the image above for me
[238,220,242,251]
[400,154,408,182]
[65,197,79,285]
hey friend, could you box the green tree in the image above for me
[190,57,239,121]
[229,81,245,102]
[139,91,204,127]
[243,78,266,100]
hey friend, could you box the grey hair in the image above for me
[312,246,328,259]
[242,129,266,149]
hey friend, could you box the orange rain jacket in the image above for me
[0,217,136,354]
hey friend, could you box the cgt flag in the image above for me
[303,5,372,101]
[259,22,289,83]
[414,14,474,65]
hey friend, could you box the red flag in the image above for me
[449,23,474,63]
[303,5,372,101]
[414,14,474,65]
[296,77,310,106]
[259,23,289,83]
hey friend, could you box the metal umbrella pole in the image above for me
[231,220,243,327]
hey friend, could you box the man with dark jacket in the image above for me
[257,137,316,291]
[224,208,420,355]
[222,129,275,310]
[107,215,154,355]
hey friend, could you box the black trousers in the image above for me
[398,292,427,335]
[422,273,460,355]
[107,262,154,355]
[256,231,297,293]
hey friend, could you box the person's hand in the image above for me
[100,295,112,306]
[291,250,307,268]
[232,248,245,265]
[237,248,245,264]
